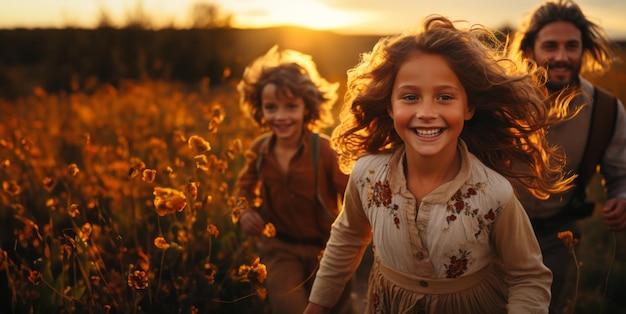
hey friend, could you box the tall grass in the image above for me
[0,79,268,313]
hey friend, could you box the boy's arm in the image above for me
[235,137,268,235]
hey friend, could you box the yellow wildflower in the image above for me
[262,223,276,238]
[256,286,267,300]
[68,164,80,176]
[154,237,170,250]
[210,104,225,124]
[237,257,267,285]
[68,204,80,218]
[226,139,243,159]
[153,187,187,216]
[253,196,263,208]
[231,197,248,224]
[194,154,209,171]
[2,180,21,196]
[188,135,211,154]
[28,269,42,285]
[142,169,157,183]
[127,266,149,290]
[177,229,189,244]
[204,262,217,284]
[46,198,58,210]
[186,181,199,200]
[42,177,55,192]
[208,118,220,134]
[231,207,241,224]
[557,231,579,250]
[79,223,92,242]
[207,223,219,238]
[129,158,146,179]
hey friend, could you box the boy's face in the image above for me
[389,52,473,161]
[525,21,583,91]
[261,84,308,143]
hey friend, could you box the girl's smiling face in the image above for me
[261,83,307,143]
[390,52,474,160]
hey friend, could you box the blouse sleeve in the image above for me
[308,167,372,307]
[492,194,552,313]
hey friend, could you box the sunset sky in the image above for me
[1,0,625,39]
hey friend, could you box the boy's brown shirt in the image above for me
[236,130,349,243]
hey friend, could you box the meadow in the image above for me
[0,27,625,313]
[0,78,272,313]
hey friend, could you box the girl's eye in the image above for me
[402,94,417,101]
[438,95,453,101]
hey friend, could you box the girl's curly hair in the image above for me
[332,15,575,200]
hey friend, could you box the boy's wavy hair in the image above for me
[238,45,338,132]
[332,15,574,199]
[508,0,618,75]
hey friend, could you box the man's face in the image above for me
[525,21,583,91]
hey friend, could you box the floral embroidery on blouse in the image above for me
[476,206,502,237]
[445,182,502,238]
[445,249,470,278]
[446,185,479,222]
[363,177,401,229]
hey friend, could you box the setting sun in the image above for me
[223,0,369,31]
[0,0,624,39]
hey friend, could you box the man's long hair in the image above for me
[508,0,618,75]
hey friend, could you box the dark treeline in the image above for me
[0,27,382,98]
[1,27,624,99]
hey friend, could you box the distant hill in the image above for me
[0,27,624,98]
[0,27,382,98]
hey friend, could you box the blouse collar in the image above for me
[387,140,472,203]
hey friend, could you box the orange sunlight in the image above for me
[227,0,369,31]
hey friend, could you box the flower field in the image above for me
[1,49,625,313]
[0,79,269,313]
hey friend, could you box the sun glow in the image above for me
[224,0,368,31]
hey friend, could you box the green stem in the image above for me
[155,248,165,299]
[571,249,580,314]
[599,232,616,314]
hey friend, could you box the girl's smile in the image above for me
[390,52,473,160]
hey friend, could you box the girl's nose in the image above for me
[416,100,436,119]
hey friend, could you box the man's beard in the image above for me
[544,61,581,93]
[545,80,578,93]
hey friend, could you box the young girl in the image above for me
[304,16,574,314]
[235,46,353,314]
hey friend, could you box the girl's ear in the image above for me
[465,107,475,120]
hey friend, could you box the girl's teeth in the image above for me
[416,129,441,137]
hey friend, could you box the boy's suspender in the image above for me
[255,133,335,222]
[577,86,618,187]
[309,133,336,222]
[543,86,619,221]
